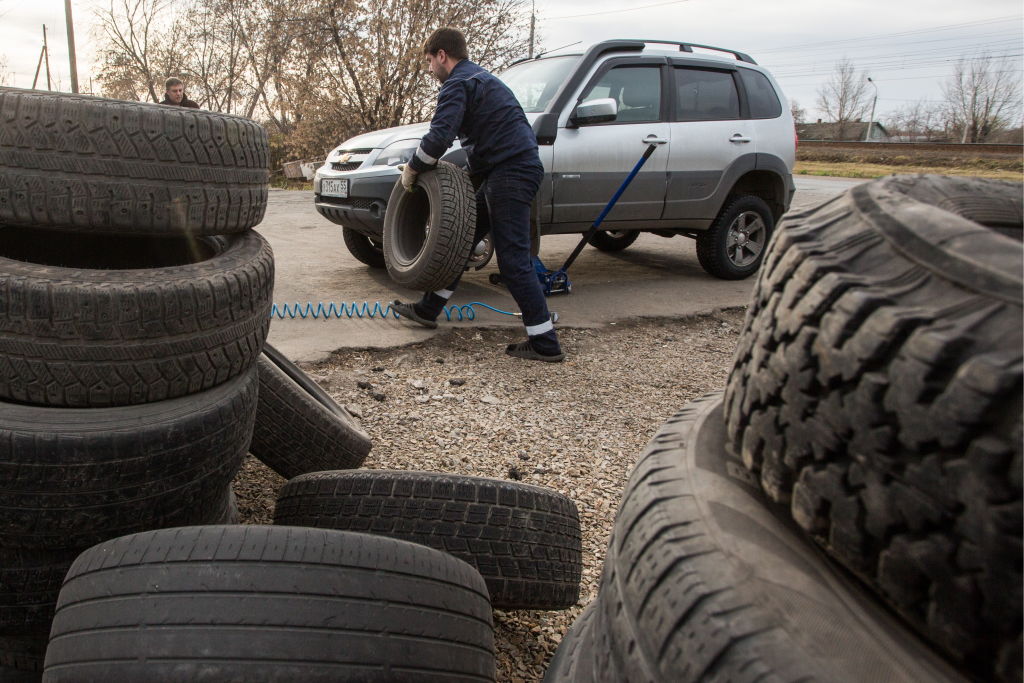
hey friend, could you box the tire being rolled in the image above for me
[383,161,475,291]
[724,174,1022,681]
[0,228,273,407]
[0,366,257,550]
[42,526,495,683]
[0,87,269,236]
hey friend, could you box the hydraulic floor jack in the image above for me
[533,142,660,296]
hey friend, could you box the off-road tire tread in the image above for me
[342,226,386,268]
[723,174,1023,681]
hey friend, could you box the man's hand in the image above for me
[399,164,418,192]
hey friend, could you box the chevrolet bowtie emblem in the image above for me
[339,153,352,163]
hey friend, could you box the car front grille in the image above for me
[318,197,375,210]
[331,161,362,171]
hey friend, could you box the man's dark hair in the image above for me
[423,28,468,60]
[164,77,184,90]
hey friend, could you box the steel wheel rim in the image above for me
[726,211,766,267]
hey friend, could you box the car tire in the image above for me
[0,633,47,680]
[0,228,273,407]
[342,226,386,268]
[541,604,598,682]
[43,525,495,682]
[588,230,638,252]
[249,342,371,480]
[571,392,964,682]
[696,194,774,280]
[382,161,475,291]
[0,366,257,550]
[724,174,1022,681]
[274,470,583,610]
[0,87,268,236]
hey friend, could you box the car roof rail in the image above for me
[622,39,757,65]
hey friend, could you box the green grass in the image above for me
[795,161,1023,182]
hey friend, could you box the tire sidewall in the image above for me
[700,195,774,280]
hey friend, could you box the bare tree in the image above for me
[789,98,806,124]
[0,55,9,86]
[943,54,1023,143]
[886,100,946,141]
[94,0,182,102]
[816,58,872,140]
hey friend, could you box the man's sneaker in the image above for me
[505,340,565,363]
[391,301,438,329]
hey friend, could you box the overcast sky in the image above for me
[1,0,1021,121]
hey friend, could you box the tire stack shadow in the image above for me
[544,175,1023,682]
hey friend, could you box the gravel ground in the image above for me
[232,307,747,682]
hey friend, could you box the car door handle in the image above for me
[730,134,752,143]
[642,135,668,144]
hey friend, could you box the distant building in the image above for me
[797,120,890,141]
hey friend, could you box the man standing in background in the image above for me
[160,77,199,108]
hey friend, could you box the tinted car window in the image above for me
[580,65,661,123]
[739,68,783,119]
[674,67,739,121]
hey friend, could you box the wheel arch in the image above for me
[726,169,787,222]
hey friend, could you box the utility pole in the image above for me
[528,1,535,58]
[44,25,52,90]
[65,0,80,93]
[864,77,878,142]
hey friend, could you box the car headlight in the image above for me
[377,139,420,167]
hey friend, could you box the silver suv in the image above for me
[314,39,795,280]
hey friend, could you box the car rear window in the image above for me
[739,68,783,119]
[674,67,739,121]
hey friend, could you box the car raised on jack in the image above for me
[314,39,796,280]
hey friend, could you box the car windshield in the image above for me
[498,55,580,113]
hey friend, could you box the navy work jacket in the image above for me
[409,60,538,177]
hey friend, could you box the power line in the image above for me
[750,14,1022,53]
[546,0,693,21]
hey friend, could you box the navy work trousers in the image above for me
[416,154,560,355]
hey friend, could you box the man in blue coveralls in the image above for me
[392,27,564,363]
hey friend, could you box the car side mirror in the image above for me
[569,98,618,126]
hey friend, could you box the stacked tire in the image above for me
[0,87,272,677]
[546,175,1022,682]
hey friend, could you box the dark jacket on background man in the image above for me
[160,95,199,109]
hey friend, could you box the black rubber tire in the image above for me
[0,228,273,407]
[342,226,386,268]
[0,87,268,236]
[724,175,1022,681]
[274,470,583,610]
[696,194,774,280]
[0,547,81,632]
[43,525,495,682]
[541,604,598,682]
[0,366,256,550]
[0,634,47,680]
[383,161,476,291]
[566,392,965,682]
[250,342,371,480]
[588,230,638,252]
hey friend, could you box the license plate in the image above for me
[321,178,349,198]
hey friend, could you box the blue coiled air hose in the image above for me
[269,301,523,321]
